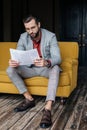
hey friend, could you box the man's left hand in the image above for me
[34,58,49,67]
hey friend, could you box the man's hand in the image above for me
[34,58,45,67]
[34,58,50,67]
[9,59,20,67]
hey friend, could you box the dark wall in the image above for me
[0,1,3,41]
[11,0,55,41]
[1,0,60,42]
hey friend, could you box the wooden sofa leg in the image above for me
[60,97,66,105]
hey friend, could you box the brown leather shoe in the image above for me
[14,99,35,112]
[40,109,52,128]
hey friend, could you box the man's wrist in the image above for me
[45,60,51,67]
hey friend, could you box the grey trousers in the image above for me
[6,65,60,101]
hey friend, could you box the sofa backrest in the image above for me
[59,42,79,60]
[0,42,79,70]
[0,42,17,70]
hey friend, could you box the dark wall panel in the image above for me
[11,0,55,41]
[0,1,3,41]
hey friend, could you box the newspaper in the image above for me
[10,48,39,65]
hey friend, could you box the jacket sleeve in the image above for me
[48,35,61,66]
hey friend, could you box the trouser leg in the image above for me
[37,65,60,102]
[6,66,37,94]
[46,65,60,102]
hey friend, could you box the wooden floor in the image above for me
[0,67,87,130]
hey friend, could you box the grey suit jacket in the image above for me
[17,28,61,66]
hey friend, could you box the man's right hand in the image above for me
[9,59,20,67]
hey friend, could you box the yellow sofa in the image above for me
[0,42,79,99]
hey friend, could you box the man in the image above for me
[6,15,61,128]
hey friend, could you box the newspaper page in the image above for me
[10,48,39,65]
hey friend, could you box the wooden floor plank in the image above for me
[9,99,45,130]
[23,99,61,130]
[64,86,87,130]
[78,102,87,130]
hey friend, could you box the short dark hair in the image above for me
[23,15,40,25]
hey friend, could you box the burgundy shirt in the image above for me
[33,39,42,58]
[32,32,51,66]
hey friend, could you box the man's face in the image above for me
[24,19,40,39]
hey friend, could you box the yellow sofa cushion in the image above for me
[0,70,70,87]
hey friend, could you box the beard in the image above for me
[30,29,40,40]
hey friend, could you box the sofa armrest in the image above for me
[60,58,78,71]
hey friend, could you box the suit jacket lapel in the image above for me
[27,35,33,50]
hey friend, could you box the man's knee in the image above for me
[52,65,60,73]
[6,67,15,77]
